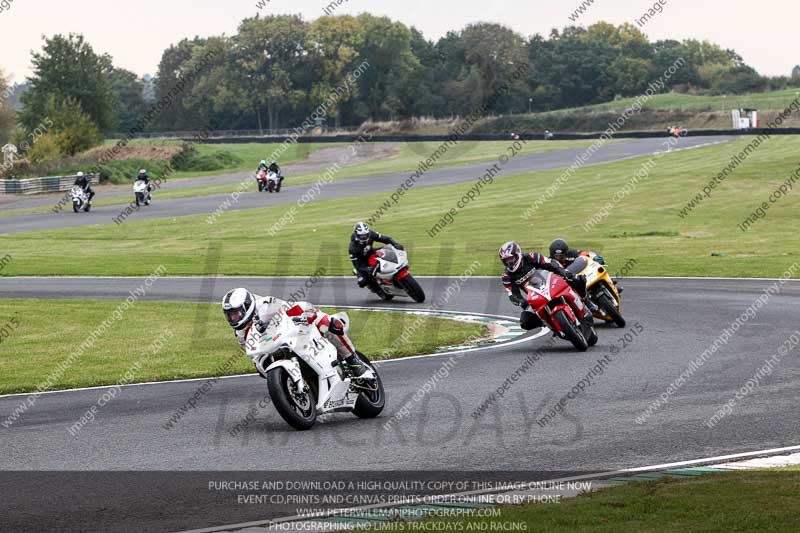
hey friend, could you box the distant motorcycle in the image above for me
[522,269,598,351]
[70,186,91,213]
[266,170,282,193]
[256,170,268,192]
[567,256,625,327]
[362,245,426,303]
[133,180,152,207]
[244,308,385,430]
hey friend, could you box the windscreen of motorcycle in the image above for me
[374,247,397,264]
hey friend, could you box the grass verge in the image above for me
[370,471,800,532]
[0,298,486,394]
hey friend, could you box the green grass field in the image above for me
[368,471,800,532]
[2,136,798,278]
[0,299,486,394]
[543,88,800,115]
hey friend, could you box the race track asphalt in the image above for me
[0,136,729,234]
[0,275,797,532]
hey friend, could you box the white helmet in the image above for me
[76,171,84,178]
[260,160,266,166]
[354,221,371,244]
[222,288,255,330]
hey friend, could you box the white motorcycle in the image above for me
[70,186,91,213]
[133,180,151,207]
[266,170,282,193]
[244,309,385,430]
[362,245,426,303]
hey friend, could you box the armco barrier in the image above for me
[1,174,97,195]
[187,128,800,144]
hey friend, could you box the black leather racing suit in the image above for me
[74,175,95,202]
[502,251,586,330]
[349,231,401,293]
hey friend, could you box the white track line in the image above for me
[0,308,540,400]
[177,443,800,533]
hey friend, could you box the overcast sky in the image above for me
[1,0,798,83]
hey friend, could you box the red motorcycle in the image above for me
[522,269,598,351]
[256,170,268,192]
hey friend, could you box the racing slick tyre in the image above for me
[554,309,589,352]
[73,202,79,213]
[267,367,317,430]
[597,292,626,328]
[135,193,142,207]
[258,181,264,192]
[402,274,426,303]
[352,352,385,419]
[85,203,91,212]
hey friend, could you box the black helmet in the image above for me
[549,238,569,262]
[354,221,371,244]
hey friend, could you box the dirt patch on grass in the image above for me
[83,145,183,162]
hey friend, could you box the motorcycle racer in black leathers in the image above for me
[500,241,595,330]
[349,221,403,296]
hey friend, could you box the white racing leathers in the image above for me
[235,296,357,359]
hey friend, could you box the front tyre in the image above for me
[352,352,385,419]
[597,292,626,328]
[554,309,589,352]
[401,274,426,303]
[258,181,264,192]
[73,201,79,213]
[135,193,142,207]
[267,367,317,430]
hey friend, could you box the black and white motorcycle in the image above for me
[133,179,152,207]
[244,309,385,430]
[70,186,91,212]
[362,245,426,303]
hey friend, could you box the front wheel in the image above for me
[267,367,317,430]
[401,274,426,303]
[352,352,385,419]
[73,201,79,213]
[597,292,626,328]
[554,309,589,352]
[258,181,264,192]
[135,193,142,207]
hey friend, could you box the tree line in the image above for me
[5,15,800,150]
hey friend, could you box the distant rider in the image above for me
[73,171,95,202]
[136,169,153,193]
[257,160,268,173]
[349,221,403,296]
[222,288,368,377]
[499,241,594,331]
[268,159,284,190]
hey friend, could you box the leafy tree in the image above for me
[233,15,309,131]
[20,34,115,132]
[110,68,146,132]
[44,96,102,155]
[153,37,207,130]
[307,15,365,127]
[0,69,15,145]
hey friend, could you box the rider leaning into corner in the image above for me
[499,241,596,331]
[549,238,622,293]
[73,171,95,202]
[136,169,153,192]
[349,222,403,296]
[222,288,369,377]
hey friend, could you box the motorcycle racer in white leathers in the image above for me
[222,288,367,376]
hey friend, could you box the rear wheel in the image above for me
[597,292,626,328]
[85,202,91,212]
[267,367,317,430]
[352,352,385,419]
[554,309,588,352]
[401,274,426,303]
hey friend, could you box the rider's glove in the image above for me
[253,317,267,334]
[594,255,605,265]
[395,244,405,251]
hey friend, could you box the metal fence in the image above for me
[0,174,97,195]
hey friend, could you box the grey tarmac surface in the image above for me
[0,276,798,531]
[0,136,729,234]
